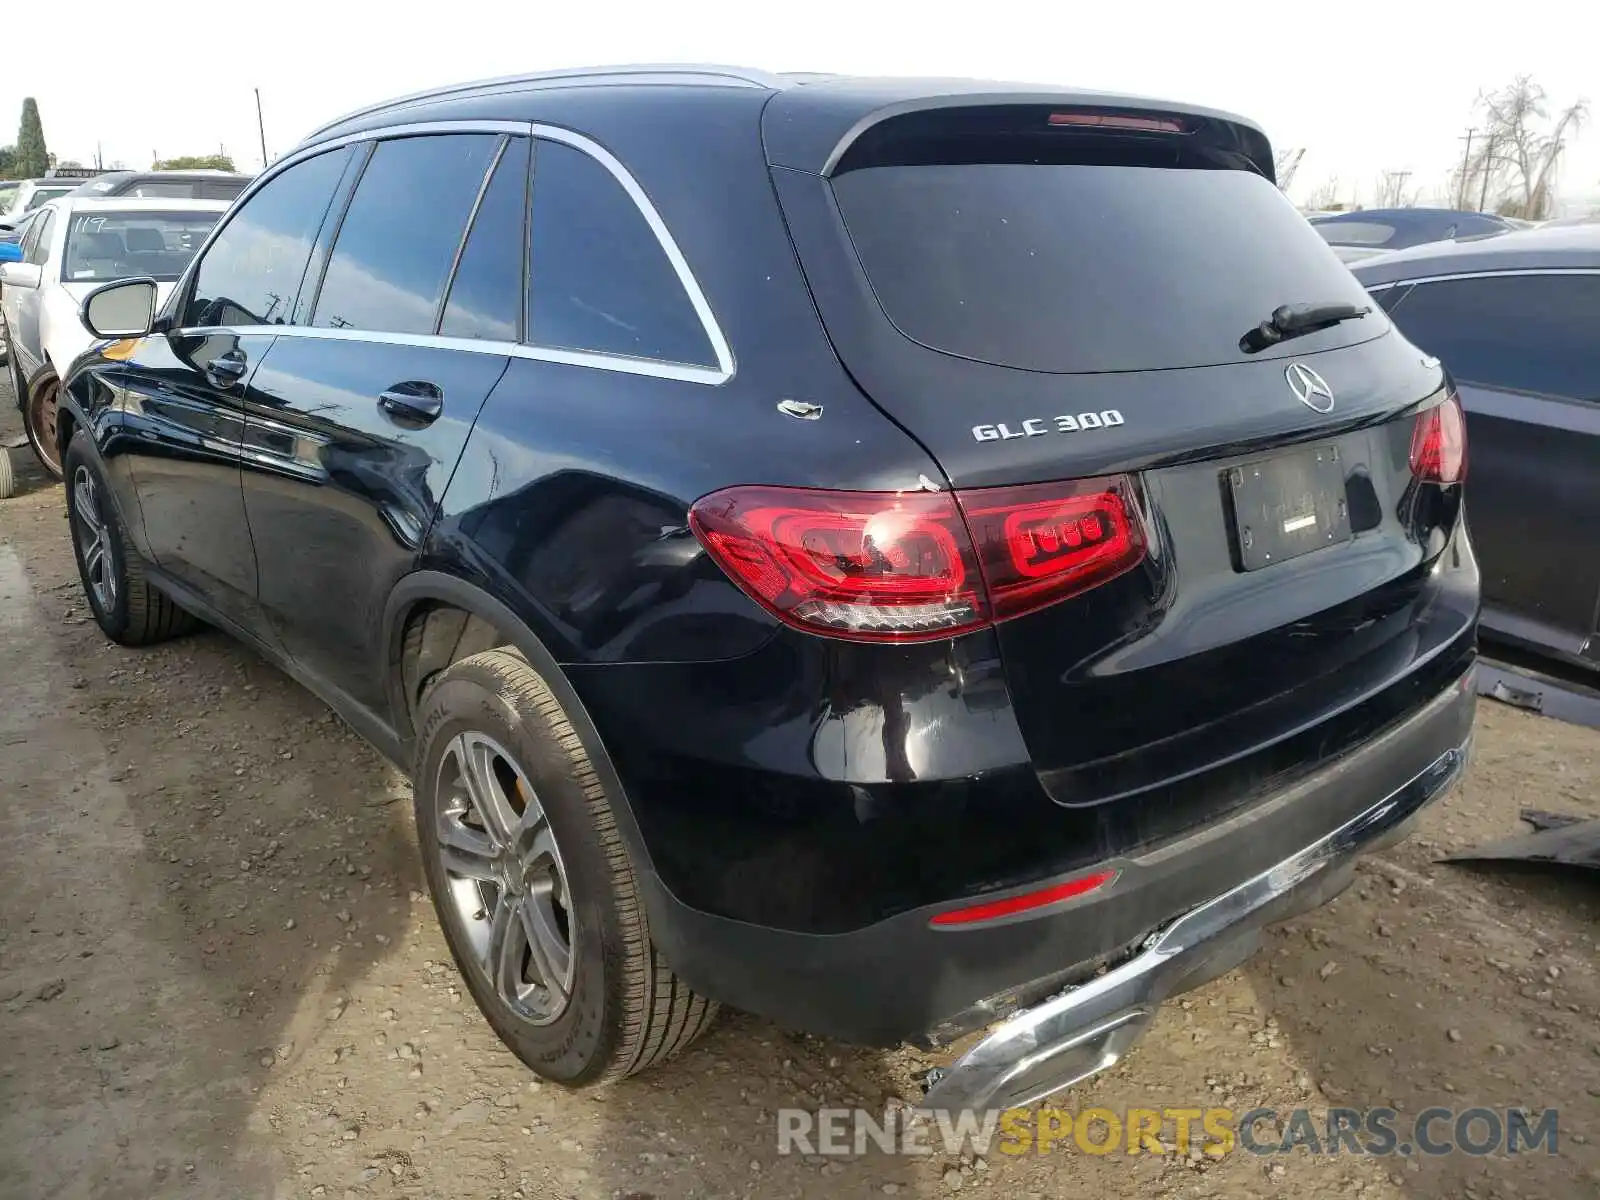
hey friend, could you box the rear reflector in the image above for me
[1047,111,1186,133]
[1409,392,1468,484]
[929,869,1119,927]
[690,476,1147,642]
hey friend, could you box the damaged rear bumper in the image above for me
[920,732,1471,1115]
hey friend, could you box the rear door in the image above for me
[1380,270,1600,661]
[238,132,522,714]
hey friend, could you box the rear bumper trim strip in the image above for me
[919,735,1471,1115]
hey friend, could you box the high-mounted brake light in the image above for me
[929,869,1119,927]
[1047,111,1186,133]
[1409,392,1468,484]
[689,476,1147,642]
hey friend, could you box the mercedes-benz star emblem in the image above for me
[1285,362,1335,414]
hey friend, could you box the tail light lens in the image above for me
[1409,392,1468,484]
[958,477,1147,621]
[689,476,1146,642]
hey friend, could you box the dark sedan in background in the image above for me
[1353,226,1600,674]
[1315,208,1516,263]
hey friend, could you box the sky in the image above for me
[7,0,1598,210]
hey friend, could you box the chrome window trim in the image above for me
[173,118,735,385]
[1364,266,1600,288]
[176,323,729,385]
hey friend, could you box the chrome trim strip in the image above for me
[172,323,730,385]
[919,734,1471,1116]
[1366,266,1600,287]
[172,118,735,386]
[434,134,510,335]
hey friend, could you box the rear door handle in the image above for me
[205,351,248,389]
[377,380,444,425]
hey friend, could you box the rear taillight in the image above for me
[959,477,1147,621]
[1409,392,1468,484]
[689,476,1146,642]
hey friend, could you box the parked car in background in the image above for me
[1353,226,1600,674]
[56,67,1475,1112]
[0,197,226,475]
[63,169,253,203]
[1311,208,1515,264]
[0,178,80,229]
[0,208,48,363]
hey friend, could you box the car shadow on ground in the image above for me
[0,542,417,1199]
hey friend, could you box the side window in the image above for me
[527,139,716,367]
[312,134,499,335]
[1384,274,1600,402]
[1370,284,1412,314]
[21,211,51,264]
[199,181,247,202]
[186,148,349,327]
[440,137,529,342]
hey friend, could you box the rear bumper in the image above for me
[640,654,1476,1047]
[921,728,1470,1114]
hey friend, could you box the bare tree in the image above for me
[1374,169,1418,208]
[1466,77,1589,218]
[1306,176,1343,210]
[1274,147,1306,193]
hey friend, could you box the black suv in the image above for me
[60,66,1477,1112]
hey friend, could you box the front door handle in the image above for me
[205,351,248,389]
[377,380,444,425]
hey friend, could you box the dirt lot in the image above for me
[1,387,1598,1200]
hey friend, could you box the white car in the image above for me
[0,196,226,477]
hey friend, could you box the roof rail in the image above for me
[302,64,786,143]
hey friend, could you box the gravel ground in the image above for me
[1,385,1598,1200]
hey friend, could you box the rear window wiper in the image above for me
[1240,301,1371,353]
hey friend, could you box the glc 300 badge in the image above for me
[972,410,1125,443]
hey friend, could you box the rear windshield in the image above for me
[832,164,1379,374]
[1313,220,1396,247]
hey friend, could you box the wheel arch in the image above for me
[383,571,663,881]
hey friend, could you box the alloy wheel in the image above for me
[71,466,117,614]
[434,731,576,1026]
[28,376,61,476]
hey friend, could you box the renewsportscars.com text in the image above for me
[777,1105,1560,1158]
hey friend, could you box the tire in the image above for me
[0,449,13,500]
[63,431,198,646]
[23,370,62,479]
[412,648,717,1085]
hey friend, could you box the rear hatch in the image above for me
[770,100,1473,804]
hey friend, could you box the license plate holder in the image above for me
[1226,446,1351,571]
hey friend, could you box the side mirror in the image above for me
[0,261,41,289]
[0,241,22,263]
[81,277,158,339]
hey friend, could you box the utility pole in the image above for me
[1456,129,1475,209]
[255,88,269,170]
[1478,134,1498,212]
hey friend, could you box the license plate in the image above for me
[1225,446,1351,571]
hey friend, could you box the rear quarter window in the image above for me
[833,163,1378,374]
[1382,273,1600,402]
[526,139,716,368]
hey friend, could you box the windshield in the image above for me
[0,185,18,212]
[63,211,221,283]
[832,163,1378,374]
